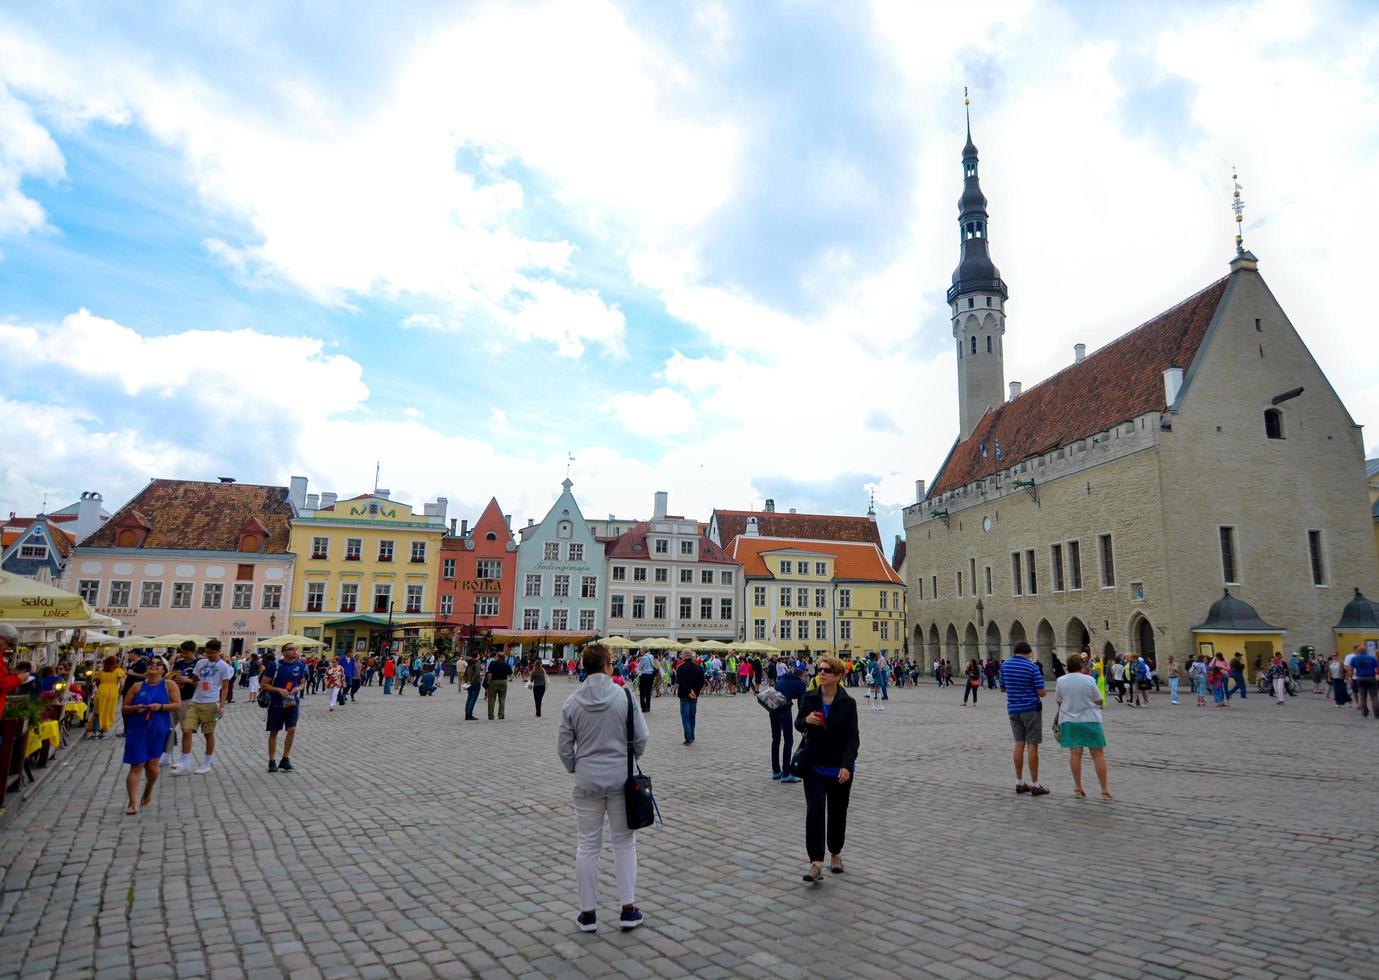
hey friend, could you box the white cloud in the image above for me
[608,388,697,437]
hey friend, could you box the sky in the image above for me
[2,0,1377,550]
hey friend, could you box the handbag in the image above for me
[1051,709,1061,740]
[788,736,810,778]
[622,689,658,829]
[256,690,271,709]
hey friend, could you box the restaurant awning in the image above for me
[322,615,392,628]
[0,571,94,627]
[486,629,598,645]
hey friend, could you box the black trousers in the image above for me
[963,681,978,704]
[803,772,852,862]
[769,705,793,774]
[638,674,654,713]
[534,684,547,717]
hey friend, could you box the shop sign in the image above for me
[459,580,502,593]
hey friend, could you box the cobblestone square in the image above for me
[1,679,1375,979]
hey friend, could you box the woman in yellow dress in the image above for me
[92,655,124,739]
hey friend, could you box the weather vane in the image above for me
[1232,167,1246,255]
[565,451,575,479]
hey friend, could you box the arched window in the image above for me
[970,336,977,354]
[1264,408,1284,439]
[986,335,992,353]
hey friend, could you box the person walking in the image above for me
[532,659,549,717]
[485,654,511,720]
[172,639,233,775]
[1189,656,1209,707]
[382,656,396,695]
[246,653,262,701]
[1265,654,1291,705]
[120,657,180,815]
[91,655,124,739]
[557,643,650,934]
[771,664,807,783]
[338,652,357,705]
[796,654,859,883]
[326,657,345,710]
[674,653,706,745]
[1054,653,1111,801]
[1350,645,1378,718]
[262,643,308,773]
[1327,652,1349,705]
[963,658,981,706]
[1228,653,1248,701]
[636,648,655,714]
[1165,655,1181,704]
[1000,640,1049,796]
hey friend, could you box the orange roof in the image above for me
[81,479,294,553]
[725,535,903,585]
[932,276,1228,495]
[713,509,881,547]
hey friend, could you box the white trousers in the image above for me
[248,676,260,694]
[328,688,339,708]
[574,792,636,910]
[1273,677,1287,702]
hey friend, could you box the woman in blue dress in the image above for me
[121,657,180,815]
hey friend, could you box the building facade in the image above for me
[512,479,604,640]
[903,121,1379,676]
[437,498,517,644]
[602,492,740,642]
[286,479,447,655]
[1,516,74,583]
[727,533,905,660]
[62,479,296,654]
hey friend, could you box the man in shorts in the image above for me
[263,642,309,773]
[173,638,234,774]
[999,640,1049,796]
[164,640,199,766]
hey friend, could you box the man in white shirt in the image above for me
[173,638,234,775]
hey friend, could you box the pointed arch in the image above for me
[928,624,941,667]
[964,622,980,664]
[1129,612,1157,661]
[1064,616,1090,656]
[1008,619,1027,656]
[945,623,960,663]
[1035,619,1056,670]
[984,620,1001,658]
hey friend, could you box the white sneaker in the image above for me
[194,764,212,775]
[171,765,191,776]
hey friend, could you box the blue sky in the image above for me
[2,0,1377,550]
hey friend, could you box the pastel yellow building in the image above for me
[725,534,905,660]
[1190,589,1283,679]
[1333,588,1379,657]
[286,480,447,656]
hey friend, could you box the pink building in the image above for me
[61,479,296,656]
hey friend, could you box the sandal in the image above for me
[140,792,153,807]
[1101,792,1115,802]
[124,805,137,816]
[1074,789,1086,798]
[802,864,823,884]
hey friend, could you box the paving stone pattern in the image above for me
[0,678,1375,979]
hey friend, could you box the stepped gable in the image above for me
[81,479,294,553]
[931,276,1230,496]
[713,510,881,547]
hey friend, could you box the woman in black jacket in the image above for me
[795,654,860,883]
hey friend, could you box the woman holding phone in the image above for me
[120,657,180,815]
[795,654,860,884]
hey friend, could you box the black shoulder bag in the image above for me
[622,689,658,829]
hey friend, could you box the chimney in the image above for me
[289,476,308,512]
[74,491,104,542]
[1163,366,1184,406]
[320,492,337,509]
[504,514,512,529]
[764,498,775,513]
[449,518,457,535]
[435,497,447,521]
[653,491,668,520]
[1008,381,1022,400]
[789,508,797,514]
[306,493,320,510]
[746,516,759,536]
[218,476,235,483]
[460,519,468,536]
[1074,343,1086,363]
[915,479,926,500]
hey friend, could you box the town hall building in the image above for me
[904,117,1379,677]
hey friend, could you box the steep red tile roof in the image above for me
[713,510,882,547]
[605,522,739,565]
[726,535,903,585]
[81,479,294,553]
[932,276,1229,495]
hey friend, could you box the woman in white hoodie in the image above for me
[558,643,651,934]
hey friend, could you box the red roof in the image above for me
[931,275,1229,495]
[605,522,738,565]
[81,479,295,553]
[725,535,903,584]
[713,509,882,547]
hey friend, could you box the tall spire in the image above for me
[948,93,1006,304]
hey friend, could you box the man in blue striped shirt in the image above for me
[999,641,1049,796]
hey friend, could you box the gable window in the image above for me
[544,542,560,561]
[654,539,668,555]
[1264,408,1284,440]
[814,562,826,577]
[18,541,47,559]
[1219,526,1239,585]
[780,560,793,575]
[1098,534,1116,588]
[477,560,501,579]
[568,543,584,562]
[680,540,695,556]
[171,582,193,608]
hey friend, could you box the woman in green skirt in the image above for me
[1054,653,1112,800]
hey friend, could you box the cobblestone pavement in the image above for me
[1,677,1375,979]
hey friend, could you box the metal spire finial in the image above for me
[964,86,971,141]
[1232,167,1246,256]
